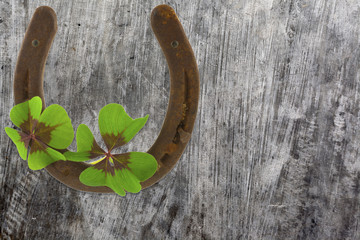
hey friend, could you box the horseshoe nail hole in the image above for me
[171,40,179,48]
[32,39,40,47]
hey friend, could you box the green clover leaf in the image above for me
[5,96,74,170]
[64,103,157,196]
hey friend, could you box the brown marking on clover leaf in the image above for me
[30,138,49,153]
[102,132,126,151]
[112,153,131,170]
[19,116,38,135]
[19,131,32,149]
[93,159,115,176]
[92,153,131,176]
[89,138,106,158]
[34,122,61,144]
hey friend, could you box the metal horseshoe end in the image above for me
[13,5,199,193]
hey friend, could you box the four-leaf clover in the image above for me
[5,97,157,197]
[5,97,74,170]
[64,103,157,196]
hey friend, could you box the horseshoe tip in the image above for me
[151,5,177,23]
[32,6,57,32]
[35,6,57,18]
[152,4,174,13]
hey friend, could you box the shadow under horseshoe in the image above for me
[13,5,200,193]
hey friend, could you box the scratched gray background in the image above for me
[1,0,360,239]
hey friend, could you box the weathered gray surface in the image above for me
[1,0,360,239]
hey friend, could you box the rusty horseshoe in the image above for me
[13,5,199,193]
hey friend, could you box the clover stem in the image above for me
[105,151,114,166]
[23,132,36,142]
[30,133,36,140]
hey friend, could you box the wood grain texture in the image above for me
[1,0,360,239]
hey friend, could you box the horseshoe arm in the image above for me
[142,5,199,188]
[13,6,56,109]
[13,5,199,192]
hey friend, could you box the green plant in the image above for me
[5,96,73,170]
[64,103,157,196]
[5,97,157,196]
